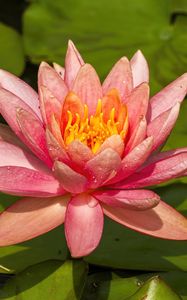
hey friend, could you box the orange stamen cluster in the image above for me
[61,91,128,153]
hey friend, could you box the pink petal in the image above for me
[147,103,180,152]
[0,141,48,171]
[126,83,149,133]
[38,86,62,125]
[93,189,160,210]
[0,124,28,150]
[84,148,121,188]
[0,166,64,197]
[97,135,124,157]
[65,40,84,88]
[53,63,65,79]
[0,69,41,118]
[16,108,52,167]
[67,140,93,168]
[142,147,187,168]
[125,116,147,153]
[45,129,70,164]
[0,87,38,136]
[0,141,63,197]
[0,88,51,165]
[109,136,154,185]
[38,62,68,103]
[148,73,187,121]
[50,114,65,145]
[0,195,69,246]
[130,50,149,87]
[72,64,102,115]
[53,160,88,193]
[116,151,187,189]
[102,57,133,101]
[103,200,187,240]
[65,193,104,257]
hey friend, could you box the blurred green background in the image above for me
[0,0,187,299]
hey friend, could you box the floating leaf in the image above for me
[0,260,88,300]
[81,273,140,300]
[126,276,181,300]
[82,270,187,300]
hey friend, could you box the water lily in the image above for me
[0,41,187,257]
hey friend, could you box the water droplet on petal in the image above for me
[90,175,98,185]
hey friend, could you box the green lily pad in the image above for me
[81,274,140,300]
[0,260,88,300]
[0,22,25,75]
[126,276,181,300]
[84,183,187,271]
[23,0,187,93]
[140,272,187,300]
[82,270,187,300]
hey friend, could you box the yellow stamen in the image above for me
[63,100,128,153]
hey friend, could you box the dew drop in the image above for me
[137,281,142,287]
[91,175,98,185]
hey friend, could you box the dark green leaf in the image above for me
[82,274,140,300]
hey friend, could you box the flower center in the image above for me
[62,99,128,153]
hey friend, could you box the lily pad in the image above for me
[0,22,25,75]
[82,270,187,300]
[126,276,181,300]
[141,271,187,300]
[23,0,187,93]
[0,260,88,300]
[81,273,140,300]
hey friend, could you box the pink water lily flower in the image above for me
[0,41,187,257]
